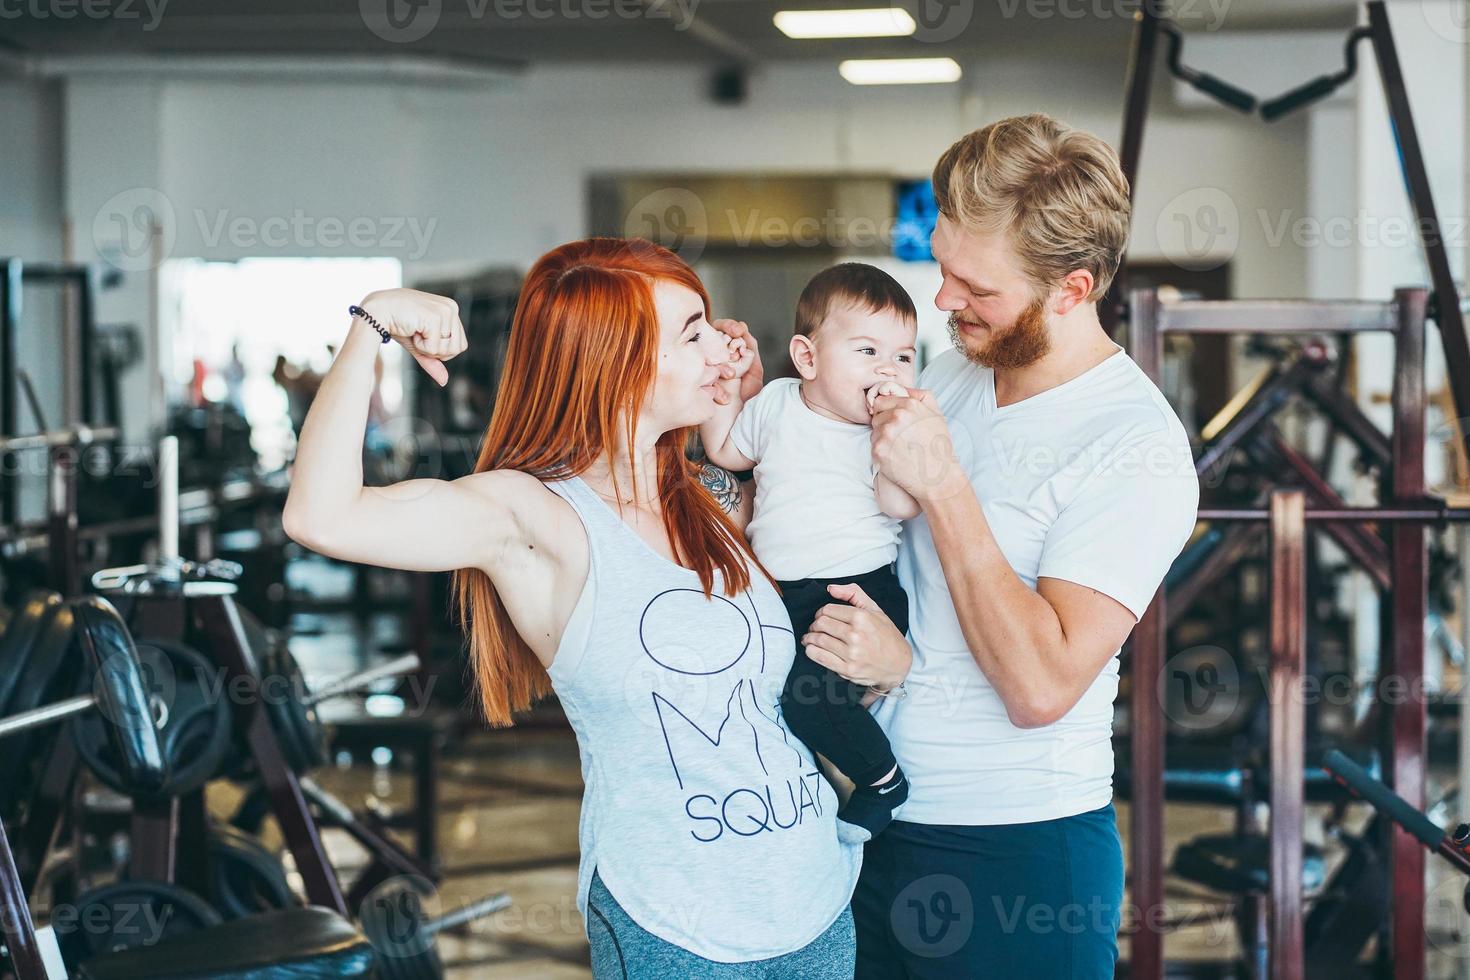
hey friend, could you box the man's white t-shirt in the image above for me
[872,346,1198,825]
[728,377,903,581]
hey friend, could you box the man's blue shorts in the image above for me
[852,802,1125,979]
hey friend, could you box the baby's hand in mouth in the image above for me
[865,380,910,414]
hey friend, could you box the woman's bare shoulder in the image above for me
[457,468,583,564]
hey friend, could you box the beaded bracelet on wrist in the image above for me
[348,304,390,344]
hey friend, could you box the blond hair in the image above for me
[932,113,1131,301]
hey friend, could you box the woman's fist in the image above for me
[357,288,466,387]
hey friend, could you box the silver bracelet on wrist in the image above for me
[872,680,908,700]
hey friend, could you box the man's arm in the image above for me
[866,388,1196,730]
[922,488,1137,728]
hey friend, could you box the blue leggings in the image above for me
[852,804,1124,979]
[586,870,855,979]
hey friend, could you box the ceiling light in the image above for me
[774,8,916,39]
[838,57,962,85]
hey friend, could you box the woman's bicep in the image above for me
[284,471,523,574]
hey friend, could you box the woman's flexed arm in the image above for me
[282,289,521,575]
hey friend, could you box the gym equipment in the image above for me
[0,595,168,793]
[70,907,376,979]
[54,879,224,966]
[165,401,259,487]
[218,630,326,777]
[206,823,296,920]
[1258,26,1369,122]
[0,424,121,599]
[1323,749,1470,880]
[0,591,73,817]
[1112,3,1470,427]
[71,638,234,800]
[231,771,442,911]
[220,642,422,782]
[0,596,167,980]
[0,261,103,529]
[359,876,512,980]
[1155,17,1257,114]
[1113,3,1470,974]
[0,608,386,980]
[1126,290,1470,979]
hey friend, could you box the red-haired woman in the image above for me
[283,238,865,977]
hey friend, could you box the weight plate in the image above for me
[0,599,76,819]
[0,591,64,717]
[67,596,170,797]
[221,638,328,779]
[207,823,296,919]
[72,638,231,799]
[359,876,444,980]
[264,644,328,774]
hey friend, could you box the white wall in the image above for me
[0,77,64,263]
[57,53,1311,297]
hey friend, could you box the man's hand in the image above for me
[799,582,911,691]
[712,318,764,403]
[865,380,909,415]
[870,388,967,504]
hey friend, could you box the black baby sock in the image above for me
[837,764,908,844]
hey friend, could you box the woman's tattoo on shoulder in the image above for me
[698,462,742,515]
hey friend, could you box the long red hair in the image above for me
[451,237,776,727]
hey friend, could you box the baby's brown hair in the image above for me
[795,263,916,341]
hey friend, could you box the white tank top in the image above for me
[542,472,862,963]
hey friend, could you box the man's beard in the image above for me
[947,296,1051,370]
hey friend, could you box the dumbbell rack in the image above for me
[3,586,349,908]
